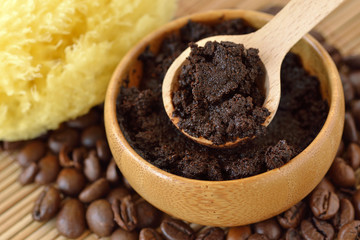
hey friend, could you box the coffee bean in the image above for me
[351,189,360,219]
[323,43,343,67]
[315,178,336,193]
[3,140,25,151]
[309,30,325,43]
[111,228,139,240]
[79,178,110,203]
[48,128,79,153]
[301,218,334,240]
[86,199,114,237]
[72,147,88,169]
[107,159,122,185]
[57,168,86,197]
[260,6,282,15]
[112,195,137,231]
[342,74,356,103]
[160,218,195,240]
[67,109,99,129]
[337,140,345,157]
[248,234,269,240]
[107,187,131,205]
[81,125,106,148]
[344,55,360,70]
[96,139,111,162]
[59,145,75,168]
[329,157,356,188]
[351,100,360,129]
[35,155,60,185]
[135,198,162,229]
[344,112,358,143]
[332,198,355,230]
[349,71,360,97]
[196,227,225,240]
[18,162,39,185]
[83,150,102,182]
[32,186,61,221]
[56,198,86,239]
[277,201,306,229]
[140,228,163,240]
[346,143,360,169]
[253,218,282,240]
[337,220,360,240]
[284,228,301,240]
[227,226,252,240]
[310,188,339,220]
[17,140,46,167]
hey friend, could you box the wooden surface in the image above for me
[0,0,359,239]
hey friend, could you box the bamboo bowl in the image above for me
[104,10,345,226]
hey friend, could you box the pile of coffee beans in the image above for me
[2,8,360,240]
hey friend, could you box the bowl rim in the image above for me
[105,9,344,186]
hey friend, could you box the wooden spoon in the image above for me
[162,0,344,148]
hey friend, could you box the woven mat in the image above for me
[1,0,359,239]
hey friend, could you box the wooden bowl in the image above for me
[104,10,345,226]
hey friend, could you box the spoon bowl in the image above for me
[162,0,343,148]
[105,9,344,226]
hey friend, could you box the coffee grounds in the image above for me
[116,19,328,181]
[172,41,269,145]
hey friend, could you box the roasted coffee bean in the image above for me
[18,162,39,185]
[310,188,339,220]
[315,178,336,193]
[351,100,360,129]
[72,147,87,169]
[349,71,360,97]
[337,140,345,157]
[139,228,163,240]
[96,139,111,162]
[107,187,131,205]
[35,155,60,184]
[277,201,306,229]
[111,228,139,240]
[135,198,162,229]
[329,157,356,187]
[32,186,61,221]
[48,128,79,153]
[112,195,137,231]
[107,159,122,184]
[337,220,360,240]
[253,218,282,240]
[59,145,75,168]
[67,109,99,129]
[344,112,358,143]
[17,140,46,167]
[79,178,110,203]
[346,143,360,169]
[83,150,102,182]
[323,43,343,67]
[351,189,360,218]
[81,125,106,148]
[260,5,282,15]
[342,75,356,103]
[227,225,252,240]
[301,218,334,240]
[86,199,114,237]
[196,227,225,240]
[332,198,355,230]
[160,218,195,240]
[56,199,86,239]
[57,168,86,196]
[285,228,301,240]
[3,140,25,151]
[248,234,269,240]
[344,55,360,70]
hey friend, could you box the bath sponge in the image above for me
[0,0,176,141]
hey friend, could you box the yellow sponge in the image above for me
[0,0,176,141]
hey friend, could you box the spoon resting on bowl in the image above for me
[162,0,344,148]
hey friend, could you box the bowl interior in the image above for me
[105,10,344,226]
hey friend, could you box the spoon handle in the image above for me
[256,0,344,62]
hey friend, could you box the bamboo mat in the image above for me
[0,0,359,239]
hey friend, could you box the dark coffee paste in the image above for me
[172,41,269,145]
[117,19,328,181]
